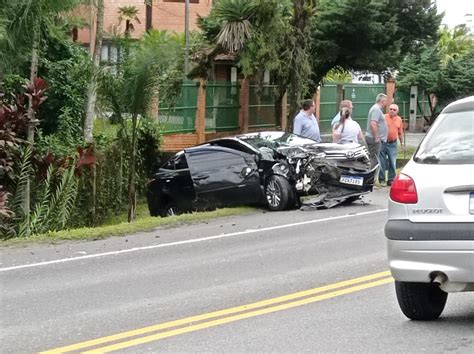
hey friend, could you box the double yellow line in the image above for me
[42,271,393,353]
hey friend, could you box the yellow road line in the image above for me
[41,271,391,354]
[85,277,394,353]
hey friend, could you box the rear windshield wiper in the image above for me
[415,155,440,164]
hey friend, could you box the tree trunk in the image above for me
[23,22,40,235]
[84,0,104,143]
[288,77,301,132]
[286,0,314,131]
[127,115,138,223]
[84,0,104,225]
[146,0,153,31]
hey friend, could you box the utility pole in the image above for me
[184,0,190,75]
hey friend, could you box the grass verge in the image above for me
[1,206,256,247]
[397,145,416,159]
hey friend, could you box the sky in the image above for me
[436,0,473,29]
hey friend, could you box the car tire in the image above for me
[160,202,179,217]
[395,281,448,321]
[265,175,291,211]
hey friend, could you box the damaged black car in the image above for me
[147,131,377,216]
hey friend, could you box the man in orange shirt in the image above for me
[379,103,404,186]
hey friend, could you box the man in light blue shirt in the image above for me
[293,99,321,142]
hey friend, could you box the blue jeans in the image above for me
[379,141,397,182]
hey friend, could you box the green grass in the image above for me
[397,145,416,159]
[1,206,256,247]
[99,202,151,226]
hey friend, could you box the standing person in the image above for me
[331,100,353,130]
[365,93,388,169]
[332,107,365,144]
[379,103,404,186]
[293,99,321,142]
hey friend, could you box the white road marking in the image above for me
[0,209,387,272]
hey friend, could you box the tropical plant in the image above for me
[27,162,78,235]
[322,68,352,83]
[397,24,474,121]
[437,25,473,66]
[97,29,181,222]
[213,0,257,53]
[118,5,141,37]
[1,0,82,227]
[8,145,34,236]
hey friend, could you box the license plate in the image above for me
[339,175,363,186]
[470,192,474,214]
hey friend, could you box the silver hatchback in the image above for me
[385,96,474,320]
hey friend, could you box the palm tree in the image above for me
[213,0,257,53]
[437,25,473,66]
[98,30,183,222]
[84,0,104,144]
[118,6,141,38]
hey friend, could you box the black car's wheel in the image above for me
[265,175,291,211]
[160,202,179,217]
[395,281,448,321]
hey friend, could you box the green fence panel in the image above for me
[248,84,278,129]
[159,80,199,134]
[319,84,338,133]
[394,90,410,120]
[205,81,240,131]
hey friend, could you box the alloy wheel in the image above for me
[266,179,282,208]
[165,206,178,216]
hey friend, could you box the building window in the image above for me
[163,0,199,3]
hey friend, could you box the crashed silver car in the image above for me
[147,131,377,216]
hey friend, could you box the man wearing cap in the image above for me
[379,103,404,186]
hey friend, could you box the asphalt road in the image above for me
[1,188,473,353]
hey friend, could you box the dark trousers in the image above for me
[366,136,381,170]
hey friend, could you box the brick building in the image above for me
[76,0,213,45]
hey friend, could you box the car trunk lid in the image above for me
[403,161,474,223]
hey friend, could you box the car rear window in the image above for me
[414,111,474,164]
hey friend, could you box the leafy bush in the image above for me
[38,38,90,136]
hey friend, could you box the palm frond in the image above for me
[213,0,257,53]
[29,164,54,234]
[10,145,33,218]
[46,165,78,231]
[217,20,252,53]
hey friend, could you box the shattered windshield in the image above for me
[414,111,474,164]
[239,132,318,150]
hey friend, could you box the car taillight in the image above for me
[390,173,418,204]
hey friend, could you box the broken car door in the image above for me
[185,146,262,209]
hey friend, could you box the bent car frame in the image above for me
[147,131,377,216]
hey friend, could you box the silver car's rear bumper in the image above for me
[387,239,474,292]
